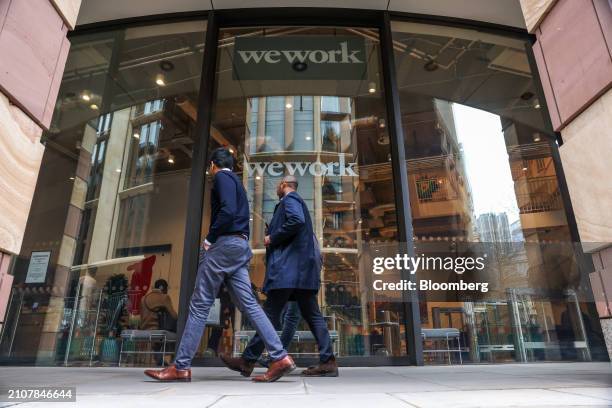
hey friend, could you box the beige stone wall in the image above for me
[559,88,612,251]
[49,0,81,29]
[0,92,45,255]
[519,0,557,33]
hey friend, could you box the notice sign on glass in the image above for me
[233,36,367,80]
[26,251,50,283]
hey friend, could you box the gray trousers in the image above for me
[174,235,287,369]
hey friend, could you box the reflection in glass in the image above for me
[0,21,206,366]
[202,26,407,359]
[392,21,607,363]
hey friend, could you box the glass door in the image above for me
[196,25,408,361]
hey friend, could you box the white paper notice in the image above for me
[26,251,51,283]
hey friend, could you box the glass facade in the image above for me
[0,13,606,367]
[0,21,207,365]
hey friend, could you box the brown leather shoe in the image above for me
[301,356,338,377]
[220,354,255,377]
[252,355,296,383]
[144,364,191,382]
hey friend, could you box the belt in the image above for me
[223,232,248,240]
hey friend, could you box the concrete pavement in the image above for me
[0,363,610,407]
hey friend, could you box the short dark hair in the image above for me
[282,175,298,190]
[154,279,168,291]
[210,147,234,170]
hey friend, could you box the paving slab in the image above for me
[395,388,612,407]
[0,363,609,408]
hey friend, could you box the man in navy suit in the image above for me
[222,175,338,377]
[145,148,295,383]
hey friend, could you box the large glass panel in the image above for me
[0,21,207,366]
[391,21,607,363]
[197,26,407,361]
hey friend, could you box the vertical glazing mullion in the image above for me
[177,12,220,339]
[379,11,423,365]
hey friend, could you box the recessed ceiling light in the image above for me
[424,60,438,72]
[368,82,376,94]
[155,74,166,86]
[80,91,91,101]
[89,104,99,110]
[160,60,175,72]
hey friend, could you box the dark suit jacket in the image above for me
[205,170,250,244]
[263,191,322,293]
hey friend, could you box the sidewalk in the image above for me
[0,363,610,407]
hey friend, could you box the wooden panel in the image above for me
[536,0,612,130]
[0,0,69,129]
[519,0,557,33]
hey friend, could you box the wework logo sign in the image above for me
[245,155,358,177]
[233,37,367,80]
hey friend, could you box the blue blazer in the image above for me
[263,191,322,293]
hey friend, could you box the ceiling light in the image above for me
[115,168,122,173]
[160,60,175,72]
[285,103,293,109]
[379,119,386,128]
[368,82,376,94]
[255,175,261,180]
[168,155,175,164]
[522,166,528,171]
[80,91,91,102]
[89,104,99,110]
[305,136,312,141]
[424,60,438,72]
[229,147,235,154]
[534,103,541,109]
[155,74,166,86]
[69,176,75,181]
[133,132,140,139]
[533,133,541,142]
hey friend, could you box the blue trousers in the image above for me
[243,289,334,363]
[174,236,287,369]
[279,302,301,349]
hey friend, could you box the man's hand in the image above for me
[202,240,211,251]
[264,235,271,247]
